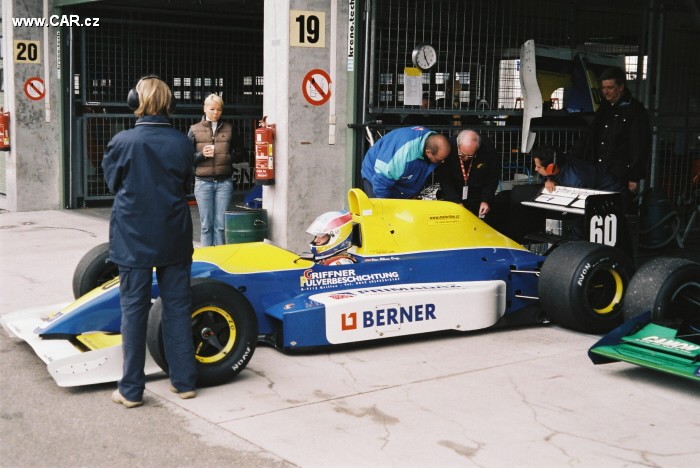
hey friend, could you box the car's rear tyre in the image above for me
[539,241,634,334]
[622,257,700,322]
[147,278,258,387]
[72,242,119,298]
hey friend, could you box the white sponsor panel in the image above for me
[311,281,507,344]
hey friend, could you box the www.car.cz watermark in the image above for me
[12,15,100,27]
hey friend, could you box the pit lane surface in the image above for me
[1,209,699,467]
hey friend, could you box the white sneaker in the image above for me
[169,385,197,400]
[111,390,143,408]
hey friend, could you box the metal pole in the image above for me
[650,1,665,189]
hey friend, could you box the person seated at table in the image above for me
[532,145,624,193]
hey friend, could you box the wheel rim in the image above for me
[671,281,700,322]
[589,268,625,315]
[192,306,238,364]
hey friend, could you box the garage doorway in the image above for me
[61,2,264,207]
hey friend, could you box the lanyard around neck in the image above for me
[459,157,474,185]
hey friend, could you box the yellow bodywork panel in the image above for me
[186,189,525,272]
[536,71,571,103]
[76,332,121,350]
[194,242,314,273]
[347,189,525,255]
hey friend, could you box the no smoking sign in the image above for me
[24,77,46,101]
[302,69,332,106]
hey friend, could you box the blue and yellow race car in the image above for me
[2,189,638,387]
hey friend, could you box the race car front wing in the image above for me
[589,312,700,382]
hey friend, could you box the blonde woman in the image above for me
[103,76,197,407]
[188,94,236,246]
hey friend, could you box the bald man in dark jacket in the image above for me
[434,129,500,219]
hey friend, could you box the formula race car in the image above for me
[589,257,700,382]
[2,188,637,387]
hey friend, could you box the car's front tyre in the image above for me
[147,278,258,387]
[72,242,118,298]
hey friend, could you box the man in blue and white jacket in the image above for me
[361,126,450,198]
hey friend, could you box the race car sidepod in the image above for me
[265,280,507,349]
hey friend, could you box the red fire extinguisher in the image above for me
[255,116,276,185]
[0,108,10,151]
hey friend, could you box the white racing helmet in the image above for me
[306,210,354,260]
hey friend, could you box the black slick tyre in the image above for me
[72,242,118,299]
[622,257,700,322]
[147,278,258,387]
[539,241,634,334]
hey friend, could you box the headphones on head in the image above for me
[542,150,558,176]
[126,75,175,113]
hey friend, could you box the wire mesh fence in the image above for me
[363,0,699,220]
[81,115,256,202]
[70,6,263,205]
[67,0,698,227]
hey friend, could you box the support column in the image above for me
[0,0,61,212]
[262,0,351,253]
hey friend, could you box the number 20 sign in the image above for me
[290,10,325,48]
[14,40,42,64]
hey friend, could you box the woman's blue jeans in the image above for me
[194,177,233,246]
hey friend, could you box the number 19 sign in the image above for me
[290,10,325,47]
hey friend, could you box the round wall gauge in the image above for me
[412,43,437,70]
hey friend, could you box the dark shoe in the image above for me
[111,390,143,408]
[169,385,196,400]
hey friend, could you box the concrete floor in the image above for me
[1,207,699,467]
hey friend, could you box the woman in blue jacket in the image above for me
[102,76,197,407]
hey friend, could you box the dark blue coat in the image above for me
[553,154,624,192]
[102,115,194,268]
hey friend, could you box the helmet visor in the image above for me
[311,234,331,246]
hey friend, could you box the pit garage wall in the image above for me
[0,0,61,212]
[263,0,353,253]
[1,0,355,254]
